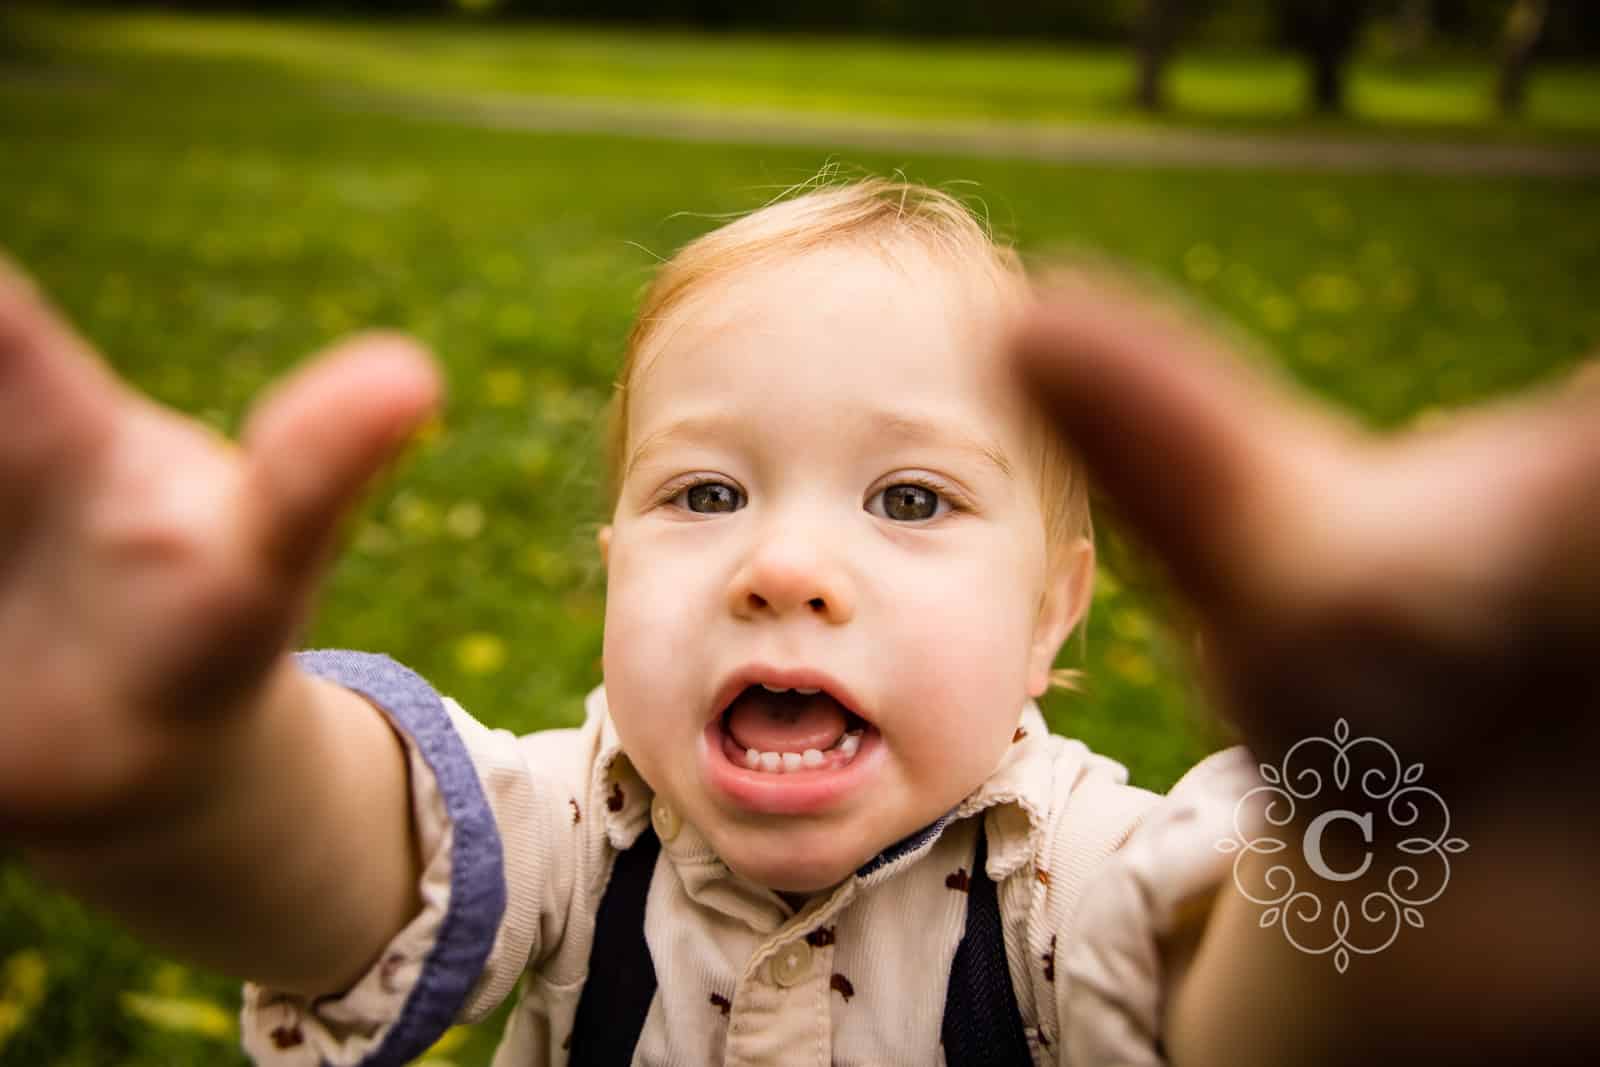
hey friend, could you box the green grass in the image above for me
[1,12,1598,1066]
[7,7,1600,139]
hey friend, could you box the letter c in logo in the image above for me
[1304,809,1373,882]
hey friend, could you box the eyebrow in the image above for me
[624,409,1015,484]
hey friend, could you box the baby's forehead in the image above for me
[626,245,1040,464]
[640,241,1018,376]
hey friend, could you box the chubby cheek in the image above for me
[880,568,1033,785]
[601,545,708,785]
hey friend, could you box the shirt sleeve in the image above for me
[239,650,577,1067]
[1059,745,1260,1066]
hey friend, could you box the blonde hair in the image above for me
[601,174,1092,692]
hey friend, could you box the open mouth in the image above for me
[717,685,873,774]
[700,683,884,815]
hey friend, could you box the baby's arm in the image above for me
[26,667,421,998]
[1012,270,1600,1063]
[0,259,438,997]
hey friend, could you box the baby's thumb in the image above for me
[239,332,441,580]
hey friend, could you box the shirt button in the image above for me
[769,939,813,987]
[650,799,681,842]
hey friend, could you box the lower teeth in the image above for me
[742,731,862,772]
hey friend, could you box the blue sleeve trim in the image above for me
[294,650,506,1067]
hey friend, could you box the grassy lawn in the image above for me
[7,7,1600,139]
[1,12,1598,1066]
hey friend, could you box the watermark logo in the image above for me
[1214,718,1469,973]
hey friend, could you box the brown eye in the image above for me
[877,483,940,521]
[683,482,742,513]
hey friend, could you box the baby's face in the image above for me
[600,245,1076,893]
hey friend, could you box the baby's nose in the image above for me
[730,539,854,623]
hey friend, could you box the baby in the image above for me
[256,180,1219,1064]
[3,176,1598,1067]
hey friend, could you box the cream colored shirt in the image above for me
[240,652,1254,1066]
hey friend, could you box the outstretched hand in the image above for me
[1010,268,1600,1065]
[0,259,440,841]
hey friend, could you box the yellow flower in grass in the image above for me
[391,490,440,537]
[3,951,47,1006]
[1259,293,1298,333]
[446,501,486,540]
[1104,643,1156,687]
[484,367,526,408]
[1092,566,1122,600]
[520,546,573,588]
[0,1003,24,1052]
[119,992,236,1040]
[1300,273,1364,315]
[0,949,49,1052]
[456,632,507,675]
[1111,608,1151,643]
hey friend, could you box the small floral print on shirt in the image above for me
[1042,934,1057,983]
[710,992,731,1016]
[945,867,971,893]
[830,973,855,1002]
[269,1004,304,1049]
[805,925,836,947]
[606,782,625,812]
[1035,867,1052,887]
[569,798,581,824]
[1013,726,1027,743]
[269,1025,304,1049]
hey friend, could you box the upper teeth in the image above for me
[760,684,821,694]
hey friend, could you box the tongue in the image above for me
[725,690,849,753]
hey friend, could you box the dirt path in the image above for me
[349,89,1600,177]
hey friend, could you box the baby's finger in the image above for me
[1009,268,1351,615]
[0,258,126,522]
[238,333,441,582]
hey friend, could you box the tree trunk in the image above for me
[1135,0,1181,112]
[1282,0,1368,116]
[1310,44,1344,113]
[1496,0,1548,118]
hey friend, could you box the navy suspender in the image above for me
[567,825,662,1065]
[567,820,1032,1065]
[941,823,1035,1065]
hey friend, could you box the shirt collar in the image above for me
[585,682,1057,883]
[589,684,653,851]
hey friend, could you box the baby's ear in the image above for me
[597,525,612,568]
[1028,538,1094,698]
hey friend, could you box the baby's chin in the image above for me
[710,827,882,894]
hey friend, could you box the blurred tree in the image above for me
[1496,0,1548,117]
[1135,0,1183,111]
[1278,0,1370,114]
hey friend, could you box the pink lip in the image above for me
[699,717,884,816]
